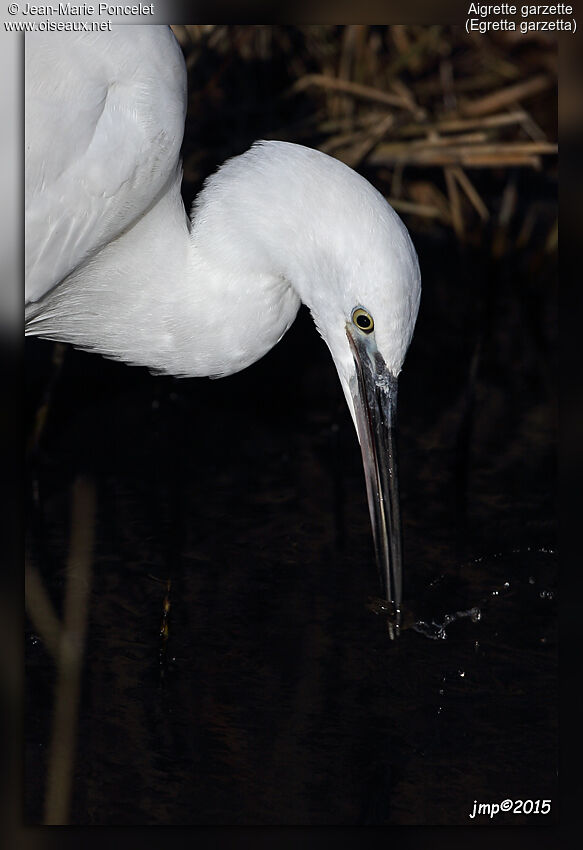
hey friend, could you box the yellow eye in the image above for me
[352,308,374,334]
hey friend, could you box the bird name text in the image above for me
[467,3,573,12]
[466,2,576,31]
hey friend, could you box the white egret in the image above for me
[25,26,421,637]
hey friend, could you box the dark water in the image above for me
[25,227,557,825]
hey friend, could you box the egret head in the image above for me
[197,141,421,633]
[284,145,421,638]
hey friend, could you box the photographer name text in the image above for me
[17,3,154,14]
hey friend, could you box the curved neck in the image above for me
[25,172,301,378]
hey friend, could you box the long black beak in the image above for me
[346,327,403,638]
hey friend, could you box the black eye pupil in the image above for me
[357,315,371,328]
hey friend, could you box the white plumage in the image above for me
[25,26,421,636]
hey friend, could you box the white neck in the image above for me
[25,167,302,378]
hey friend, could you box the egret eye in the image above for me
[352,308,374,334]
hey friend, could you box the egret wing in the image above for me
[25,26,187,303]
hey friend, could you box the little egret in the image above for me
[25,26,421,637]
